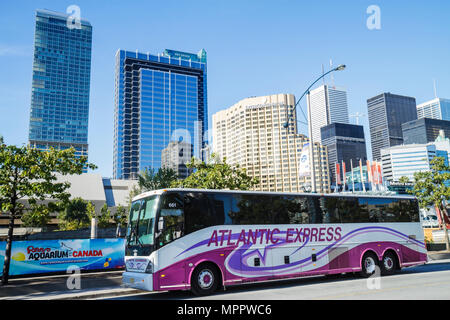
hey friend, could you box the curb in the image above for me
[15,287,143,300]
[49,288,143,300]
[428,253,450,261]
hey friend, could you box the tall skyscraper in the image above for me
[114,49,207,180]
[367,92,417,161]
[417,98,450,121]
[28,9,92,160]
[212,94,330,193]
[308,85,349,143]
[320,123,367,187]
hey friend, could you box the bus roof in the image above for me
[132,188,416,202]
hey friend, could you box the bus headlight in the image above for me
[145,262,153,274]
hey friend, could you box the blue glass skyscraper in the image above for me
[113,49,208,180]
[28,9,92,160]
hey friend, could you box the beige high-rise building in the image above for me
[212,94,330,193]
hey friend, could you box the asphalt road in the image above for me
[107,260,450,300]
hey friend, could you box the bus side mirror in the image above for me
[158,217,164,231]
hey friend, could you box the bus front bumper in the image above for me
[122,271,153,291]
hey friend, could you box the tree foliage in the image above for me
[138,167,179,192]
[58,197,91,230]
[113,204,128,227]
[98,203,112,228]
[399,176,411,184]
[0,144,96,284]
[174,153,259,190]
[409,157,450,250]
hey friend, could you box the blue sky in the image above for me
[1,0,449,177]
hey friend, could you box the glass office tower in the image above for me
[402,118,450,145]
[113,49,207,180]
[28,9,92,160]
[320,122,367,188]
[367,92,417,161]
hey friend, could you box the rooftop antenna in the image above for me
[433,79,438,99]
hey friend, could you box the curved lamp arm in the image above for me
[283,64,346,129]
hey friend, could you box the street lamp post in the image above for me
[284,64,346,193]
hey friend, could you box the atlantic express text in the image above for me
[207,227,342,247]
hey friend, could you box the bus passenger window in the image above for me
[184,193,221,234]
[321,197,341,223]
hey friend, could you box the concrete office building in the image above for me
[380,131,450,182]
[367,92,417,161]
[308,85,349,143]
[0,174,138,231]
[212,94,330,193]
[381,144,436,182]
[161,140,193,178]
[417,98,450,121]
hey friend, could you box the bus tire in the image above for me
[360,251,379,278]
[380,251,397,275]
[191,263,219,296]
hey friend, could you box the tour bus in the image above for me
[122,189,427,296]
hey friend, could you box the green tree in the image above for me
[175,153,259,190]
[409,157,450,251]
[113,204,128,227]
[127,184,141,208]
[138,167,179,192]
[0,144,95,285]
[399,176,411,184]
[58,197,91,230]
[86,201,96,221]
[21,205,55,229]
[98,203,112,228]
[113,205,128,237]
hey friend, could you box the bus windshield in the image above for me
[127,196,159,247]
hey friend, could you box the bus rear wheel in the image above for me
[191,263,219,296]
[381,251,397,275]
[360,252,379,278]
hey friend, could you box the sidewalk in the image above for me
[0,270,142,300]
[427,250,450,261]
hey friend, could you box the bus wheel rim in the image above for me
[365,257,376,274]
[384,256,394,270]
[198,270,214,289]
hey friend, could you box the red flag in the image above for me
[336,163,341,185]
[372,163,377,184]
[342,161,346,183]
[377,162,382,184]
[366,160,372,183]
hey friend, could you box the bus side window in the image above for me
[184,193,221,234]
[320,197,341,223]
[308,196,323,224]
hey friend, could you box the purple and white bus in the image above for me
[122,189,427,295]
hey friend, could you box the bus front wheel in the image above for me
[191,263,219,296]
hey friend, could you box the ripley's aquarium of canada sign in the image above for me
[0,239,125,277]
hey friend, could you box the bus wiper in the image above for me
[129,225,144,248]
